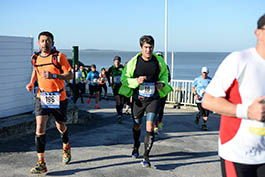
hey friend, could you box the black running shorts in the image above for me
[132,97,160,119]
[35,98,68,122]
[89,85,100,95]
[220,158,265,177]
[112,84,121,96]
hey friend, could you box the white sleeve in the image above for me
[206,52,240,97]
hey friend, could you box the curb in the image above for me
[0,104,91,141]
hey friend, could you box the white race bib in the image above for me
[40,92,60,109]
[113,76,121,84]
[139,83,155,97]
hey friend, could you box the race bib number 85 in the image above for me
[40,92,60,109]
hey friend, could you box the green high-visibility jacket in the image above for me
[118,53,173,98]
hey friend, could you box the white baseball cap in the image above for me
[201,66,209,73]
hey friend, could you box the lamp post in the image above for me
[164,0,168,65]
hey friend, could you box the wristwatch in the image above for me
[52,74,58,79]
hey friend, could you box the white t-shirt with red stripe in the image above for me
[206,48,265,164]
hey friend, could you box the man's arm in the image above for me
[56,71,73,80]
[26,68,37,92]
[192,86,199,100]
[202,92,237,117]
[42,70,73,80]
[106,67,112,86]
[121,63,139,89]
[202,92,265,121]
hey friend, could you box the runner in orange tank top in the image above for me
[26,31,73,174]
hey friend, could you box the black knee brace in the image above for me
[61,129,69,144]
[35,134,46,153]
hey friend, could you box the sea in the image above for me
[60,49,230,80]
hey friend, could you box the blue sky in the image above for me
[0,0,264,52]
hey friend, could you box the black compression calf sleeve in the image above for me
[144,131,155,157]
[133,127,141,148]
[35,134,46,153]
[116,105,120,115]
[61,128,69,144]
[116,105,123,116]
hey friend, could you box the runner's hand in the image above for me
[137,76,146,84]
[248,96,265,122]
[42,70,53,79]
[156,82,164,90]
[195,95,199,100]
[26,83,34,92]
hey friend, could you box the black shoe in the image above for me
[141,156,151,168]
[118,115,122,124]
[194,117,200,125]
[201,124,208,131]
[131,147,139,159]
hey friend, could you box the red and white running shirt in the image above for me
[206,48,265,164]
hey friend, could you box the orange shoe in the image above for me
[95,104,100,109]
[87,98,90,104]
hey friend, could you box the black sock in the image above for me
[61,129,69,144]
[133,128,141,148]
[144,131,155,158]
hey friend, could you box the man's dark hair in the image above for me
[139,35,154,47]
[257,14,265,29]
[38,31,54,41]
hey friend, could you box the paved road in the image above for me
[0,99,221,177]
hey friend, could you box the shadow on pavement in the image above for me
[46,150,218,176]
[155,159,220,171]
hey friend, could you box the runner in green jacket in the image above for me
[119,35,173,168]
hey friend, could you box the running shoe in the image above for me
[194,117,200,125]
[141,157,151,168]
[125,110,130,115]
[30,160,47,174]
[118,115,122,124]
[158,122,163,130]
[104,96,108,100]
[62,145,71,164]
[87,98,90,104]
[154,127,159,135]
[131,147,139,159]
[95,104,100,109]
[201,124,208,131]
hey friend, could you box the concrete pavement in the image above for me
[0,98,221,177]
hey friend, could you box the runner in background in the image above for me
[192,66,211,131]
[86,64,100,109]
[106,56,124,123]
[78,65,88,104]
[98,68,108,100]
[153,51,171,134]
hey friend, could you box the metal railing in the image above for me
[167,79,196,106]
[65,79,196,106]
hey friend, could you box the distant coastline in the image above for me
[34,48,231,53]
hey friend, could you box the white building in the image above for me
[0,35,34,118]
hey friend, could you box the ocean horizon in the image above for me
[58,49,230,81]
